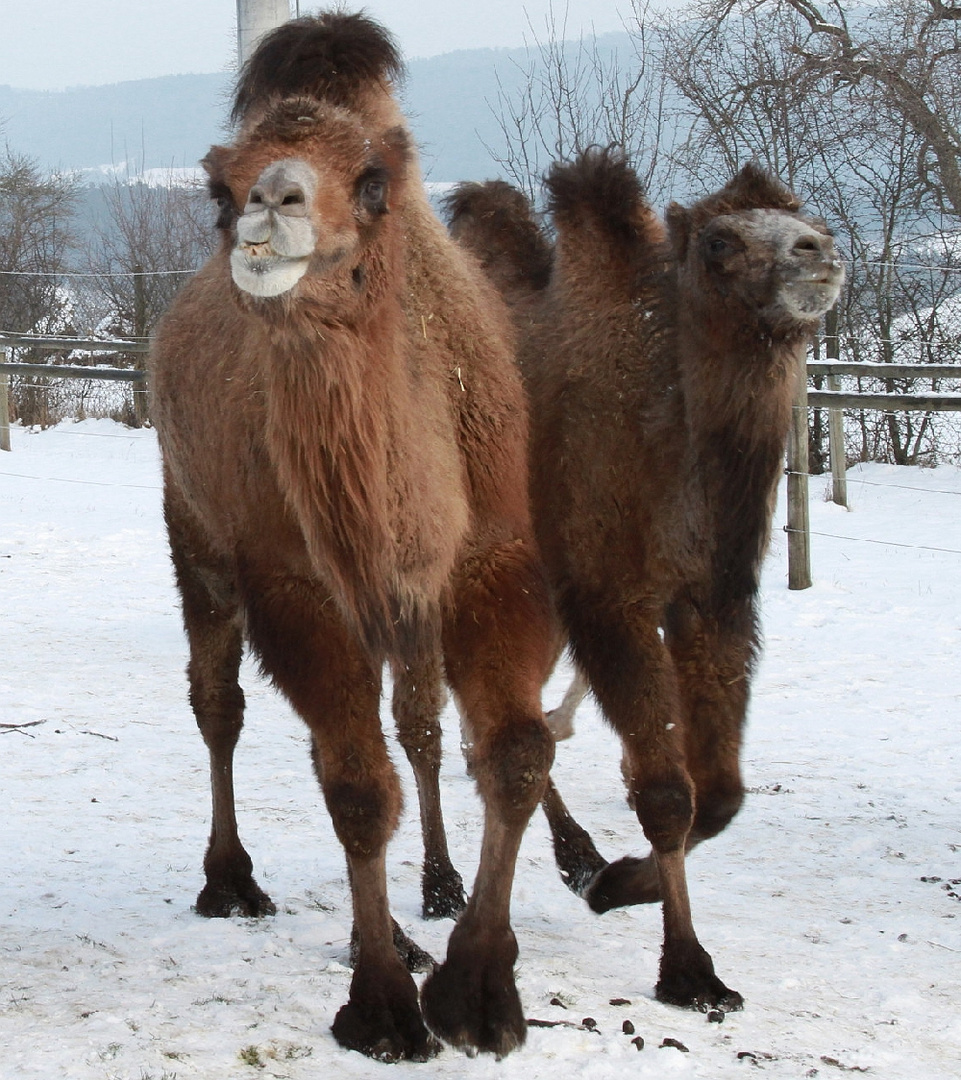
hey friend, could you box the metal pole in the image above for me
[237,0,291,66]
[824,307,848,508]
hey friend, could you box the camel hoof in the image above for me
[656,940,743,1013]
[422,862,467,920]
[332,980,440,1062]
[584,855,661,912]
[656,974,743,1014]
[195,878,276,918]
[420,925,526,1058]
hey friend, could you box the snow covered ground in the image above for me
[1,420,959,1080]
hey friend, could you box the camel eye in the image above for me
[365,181,384,202]
[358,170,389,216]
[708,237,730,257]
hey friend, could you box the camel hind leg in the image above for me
[421,539,556,1057]
[544,663,588,741]
[165,492,275,918]
[390,651,466,920]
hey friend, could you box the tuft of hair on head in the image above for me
[231,11,404,125]
[694,162,801,218]
[544,147,652,245]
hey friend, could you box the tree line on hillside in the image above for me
[2,0,960,463]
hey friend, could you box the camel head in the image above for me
[666,164,844,337]
[201,11,411,307]
[204,102,409,303]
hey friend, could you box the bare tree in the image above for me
[661,3,832,195]
[76,173,215,424]
[0,146,79,336]
[0,145,81,426]
[83,174,214,342]
[489,2,678,205]
[704,0,961,218]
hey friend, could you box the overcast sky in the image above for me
[0,1,666,92]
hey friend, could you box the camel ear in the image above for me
[665,202,691,261]
[201,146,238,231]
[378,126,411,207]
[201,145,229,181]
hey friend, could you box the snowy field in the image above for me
[1,420,959,1080]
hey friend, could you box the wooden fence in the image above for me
[786,357,961,589]
[0,333,148,450]
[3,333,960,591]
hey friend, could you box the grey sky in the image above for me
[0,1,657,92]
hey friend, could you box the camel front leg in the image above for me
[312,717,437,1062]
[243,574,438,1062]
[421,540,556,1057]
[570,606,742,1012]
[666,595,754,846]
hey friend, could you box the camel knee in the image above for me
[632,779,695,853]
[692,785,744,842]
[472,714,554,825]
[321,774,402,857]
[188,678,245,751]
[393,699,445,772]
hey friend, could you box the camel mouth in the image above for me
[230,247,311,298]
[781,277,844,319]
[239,241,279,259]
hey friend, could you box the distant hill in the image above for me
[0,36,632,184]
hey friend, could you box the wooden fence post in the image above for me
[132,265,149,428]
[787,347,812,590]
[824,307,847,507]
[0,347,11,451]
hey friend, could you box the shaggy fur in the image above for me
[448,149,843,1013]
[150,13,556,1062]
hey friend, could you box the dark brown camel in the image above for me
[149,13,556,1061]
[447,151,843,1012]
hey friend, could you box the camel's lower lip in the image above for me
[230,249,310,297]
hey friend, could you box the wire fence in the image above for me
[3,331,961,576]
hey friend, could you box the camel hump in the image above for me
[445,181,552,298]
[545,148,656,248]
[445,180,534,228]
[231,12,404,124]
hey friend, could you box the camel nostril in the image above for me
[282,189,306,207]
[793,237,823,256]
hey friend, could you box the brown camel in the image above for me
[447,151,844,1011]
[149,13,556,1062]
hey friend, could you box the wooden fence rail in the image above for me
[0,334,149,449]
[787,358,961,590]
[2,338,960,590]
